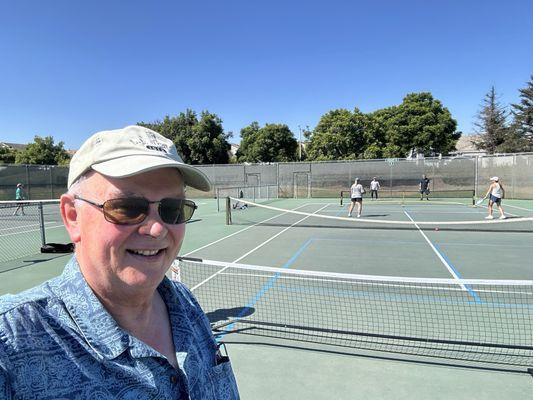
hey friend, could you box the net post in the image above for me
[38,201,46,246]
[170,259,181,282]
[225,197,232,225]
[471,190,475,206]
[216,187,220,212]
[340,191,344,206]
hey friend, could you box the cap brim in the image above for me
[92,155,212,192]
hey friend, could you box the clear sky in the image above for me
[1,0,532,150]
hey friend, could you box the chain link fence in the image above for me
[1,153,532,200]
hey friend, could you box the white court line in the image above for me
[403,210,467,290]
[503,203,533,212]
[182,202,315,257]
[190,203,329,291]
[231,203,329,263]
[0,221,58,234]
[0,224,64,238]
[323,210,484,215]
[478,204,519,217]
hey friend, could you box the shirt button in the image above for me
[170,375,179,384]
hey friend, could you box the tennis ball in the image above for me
[435,227,439,231]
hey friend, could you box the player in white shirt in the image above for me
[348,178,365,218]
[370,177,380,200]
[483,176,506,219]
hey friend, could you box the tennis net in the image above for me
[173,257,533,372]
[0,200,63,263]
[225,197,533,233]
[340,189,475,206]
[215,184,278,212]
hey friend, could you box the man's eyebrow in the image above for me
[107,190,139,198]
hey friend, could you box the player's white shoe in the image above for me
[499,215,506,219]
[485,215,494,220]
[357,214,361,218]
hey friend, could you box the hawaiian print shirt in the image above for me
[0,257,239,399]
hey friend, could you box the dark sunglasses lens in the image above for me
[103,198,149,225]
[160,199,196,224]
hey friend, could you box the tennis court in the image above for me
[1,195,533,398]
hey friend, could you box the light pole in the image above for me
[297,125,302,161]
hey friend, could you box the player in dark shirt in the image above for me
[419,175,430,200]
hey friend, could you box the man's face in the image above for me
[71,168,186,295]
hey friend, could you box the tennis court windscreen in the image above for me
[225,197,533,233]
[174,257,533,372]
[0,200,63,263]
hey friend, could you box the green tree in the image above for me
[237,122,297,162]
[0,146,17,164]
[305,108,367,161]
[474,87,512,153]
[138,109,231,164]
[189,111,231,164]
[383,93,459,157]
[511,75,533,150]
[364,107,394,159]
[15,136,70,165]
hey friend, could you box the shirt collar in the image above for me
[50,257,130,360]
[50,257,194,361]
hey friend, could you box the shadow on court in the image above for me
[0,254,69,274]
[206,306,255,325]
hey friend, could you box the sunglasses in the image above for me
[74,195,197,225]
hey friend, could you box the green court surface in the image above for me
[1,197,533,398]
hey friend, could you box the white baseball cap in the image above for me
[68,125,211,191]
[490,176,499,181]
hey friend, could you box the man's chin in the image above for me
[120,263,169,286]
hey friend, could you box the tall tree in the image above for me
[15,136,70,165]
[237,122,297,162]
[511,75,533,149]
[474,87,511,153]
[189,111,231,164]
[138,109,231,164]
[364,107,394,159]
[305,108,367,161]
[383,93,459,157]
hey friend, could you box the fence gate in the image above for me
[245,173,261,187]
[293,172,310,198]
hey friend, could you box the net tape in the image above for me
[228,197,533,226]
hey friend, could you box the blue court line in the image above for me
[215,238,314,341]
[418,231,483,303]
[335,205,348,216]
[403,209,483,303]
[311,236,532,249]
[274,284,533,309]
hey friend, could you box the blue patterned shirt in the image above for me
[0,257,239,399]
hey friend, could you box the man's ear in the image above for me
[60,194,81,243]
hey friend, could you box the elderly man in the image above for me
[0,126,239,399]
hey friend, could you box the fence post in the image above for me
[474,156,479,198]
[24,165,29,199]
[50,167,54,198]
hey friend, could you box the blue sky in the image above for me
[1,0,532,150]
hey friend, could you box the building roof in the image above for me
[0,142,27,151]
